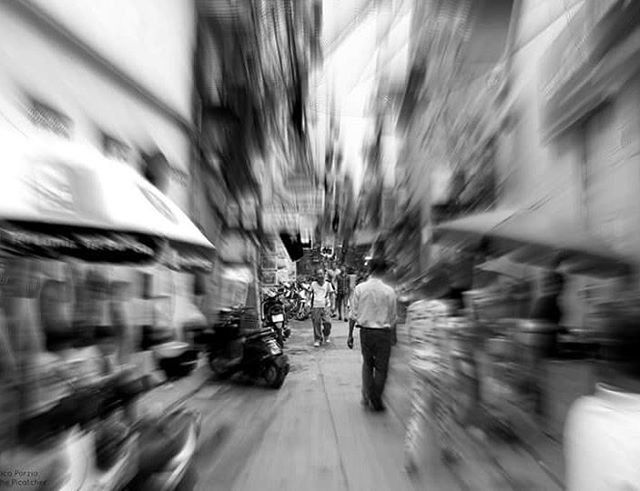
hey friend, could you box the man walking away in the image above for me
[347,258,397,412]
[310,269,334,347]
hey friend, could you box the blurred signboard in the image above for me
[261,210,299,232]
[286,176,323,215]
[102,133,131,162]
[218,232,249,262]
[239,195,258,230]
[262,255,277,270]
[226,202,240,228]
[28,99,71,138]
[204,167,227,215]
[276,268,291,284]
[261,269,277,285]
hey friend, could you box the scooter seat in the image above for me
[247,328,276,339]
[136,411,193,476]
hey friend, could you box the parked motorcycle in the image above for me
[13,364,200,491]
[262,289,289,346]
[204,307,289,389]
[280,283,298,320]
[293,282,312,321]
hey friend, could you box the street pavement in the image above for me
[178,319,461,491]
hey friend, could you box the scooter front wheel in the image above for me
[263,361,286,389]
[296,307,310,321]
[207,354,231,379]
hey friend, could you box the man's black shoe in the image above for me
[370,400,386,412]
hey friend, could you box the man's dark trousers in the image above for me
[311,307,331,342]
[336,292,344,318]
[360,327,392,407]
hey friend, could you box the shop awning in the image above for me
[433,209,515,247]
[0,134,215,270]
[434,208,634,277]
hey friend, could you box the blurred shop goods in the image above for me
[0,134,211,490]
[399,233,638,486]
[404,299,476,472]
[219,264,252,309]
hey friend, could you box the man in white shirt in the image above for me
[347,258,397,412]
[310,269,334,347]
[564,289,640,490]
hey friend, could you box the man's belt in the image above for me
[357,325,391,330]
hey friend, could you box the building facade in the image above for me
[495,0,640,325]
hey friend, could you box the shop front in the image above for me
[405,201,638,486]
[0,137,214,484]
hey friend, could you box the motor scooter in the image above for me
[293,282,311,321]
[7,363,200,491]
[205,307,289,389]
[0,138,209,491]
[62,367,201,491]
[262,290,288,346]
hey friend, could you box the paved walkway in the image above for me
[138,319,564,490]
[183,320,460,491]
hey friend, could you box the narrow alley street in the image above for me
[185,320,460,491]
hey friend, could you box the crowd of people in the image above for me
[305,258,398,414]
[306,263,362,347]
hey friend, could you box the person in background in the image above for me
[310,269,334,347]
[109,280,134,365]
[348,268,357,293]
[40,278,74,352]
[347,258,397,412]
[530,271,564,326]
[2,257,45,358]
[346,268,356,314]
[564,277,640,490]
[335,268,349,321]
[327,265,340,316]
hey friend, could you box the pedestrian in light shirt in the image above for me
[310,269,334,347]
[347,258,397,412]
[564,278,640,490]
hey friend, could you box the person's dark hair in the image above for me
[368,257,388,276]
[545,272,564,294]
[40,279,73,350]
[599,303,640,377]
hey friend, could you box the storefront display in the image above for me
[404,300,473,469]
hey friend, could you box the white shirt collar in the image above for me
[595,383,640,408]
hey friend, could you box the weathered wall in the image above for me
[497,0,640,326]
[498,0,584,220]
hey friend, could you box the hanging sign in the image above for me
[0,222,159,263]
[160,242,215,273]
[27,99,72,138]
[102,133,131,163]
